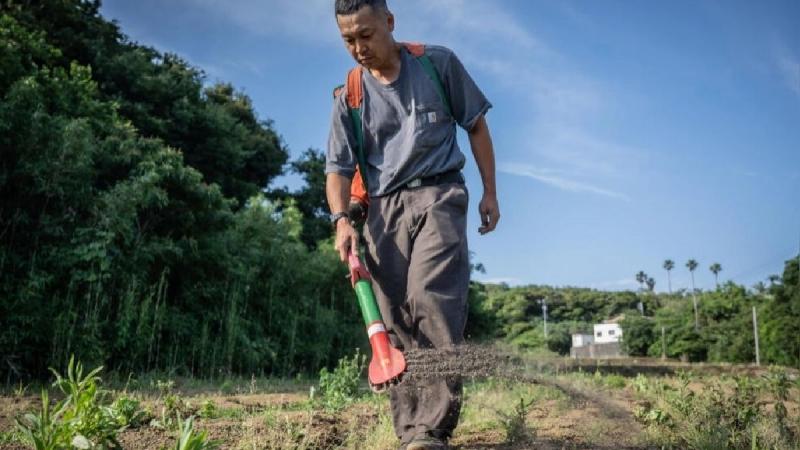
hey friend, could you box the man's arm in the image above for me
[326,172,360,261]
[468,114,500,235]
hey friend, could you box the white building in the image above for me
[571,333,594,348]
[593,323,623,344]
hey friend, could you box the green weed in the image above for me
[198,400,217,419]
[16,357,124,449]
[110,395,149,428]
[497,396,535,444]
[15,390,70,450]
[152,393,191,430]
[153,379,176,397]
[316,350,366,411]
[633,371,799,450]
[0,430,21,445]
[167,416,220,450]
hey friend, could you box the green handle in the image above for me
[354,279,382,325]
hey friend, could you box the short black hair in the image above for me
[335,0,388,15]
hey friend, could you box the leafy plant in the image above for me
[110,395,149,428]
[152,379,176,397]
[15,357,126,449]
[0,430,21,445]
[15,390,70,450]
[49,356,121,448]
[762,366,794,440]
[14,382,30,398]
[497,396,535,444]
[198,400,217,420]
[167,416,220,450]
[316,350,366,411]
[152,393,191,431]
[633,401,671,427]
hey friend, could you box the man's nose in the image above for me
[355,40,368,55]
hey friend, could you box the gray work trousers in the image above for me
[363,181,470,444]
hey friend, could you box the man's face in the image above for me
[336,5,395,70]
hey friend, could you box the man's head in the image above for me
[335,0,396,70]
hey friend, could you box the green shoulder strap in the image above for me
[415,53,452,117]
[348,106,367,188]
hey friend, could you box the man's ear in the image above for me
[386,11,395,32]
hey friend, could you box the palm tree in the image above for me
[663,259,675,294]
[709,263,722,288]
[686,259,699,330]
[635,271,647,291]
[646,277,656,292]
[767,274,780,286]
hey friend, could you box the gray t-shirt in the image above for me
[326,44,492,197]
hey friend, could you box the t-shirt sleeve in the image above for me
[434,47,492,131]
[325,90,357,177]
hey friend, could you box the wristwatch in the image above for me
[329,211,350,227]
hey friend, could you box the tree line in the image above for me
[1,0,358,381]
[468,257,799,367]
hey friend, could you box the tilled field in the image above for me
[1,348,798,449]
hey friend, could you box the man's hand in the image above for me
[335,219,360,262]
[478,192,500,235]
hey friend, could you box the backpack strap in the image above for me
[345,67,368,190]
[402,42,452,117]
[333,84,345,98]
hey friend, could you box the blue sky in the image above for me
[100,0,800,292]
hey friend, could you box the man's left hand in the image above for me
[478,192,500,235]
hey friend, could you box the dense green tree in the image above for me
[0,5,359,380]
[5,0,288,207]
[761,257,800,367]
[620,315,655,356]
[270,148,333,249]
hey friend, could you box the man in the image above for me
[325,1,499,448]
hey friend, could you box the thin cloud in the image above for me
[395,0,542,52]
[187,0,336,44]
[776,53,800,97]
[499,163,630,201]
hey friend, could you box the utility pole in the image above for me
[752,306,760,366]
[539,298,548,339]
[661,326,666,361]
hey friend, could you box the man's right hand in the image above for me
[335,219,359,262]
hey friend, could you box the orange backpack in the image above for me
[333,42,452,213]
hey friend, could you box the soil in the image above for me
[2,346,797,449]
